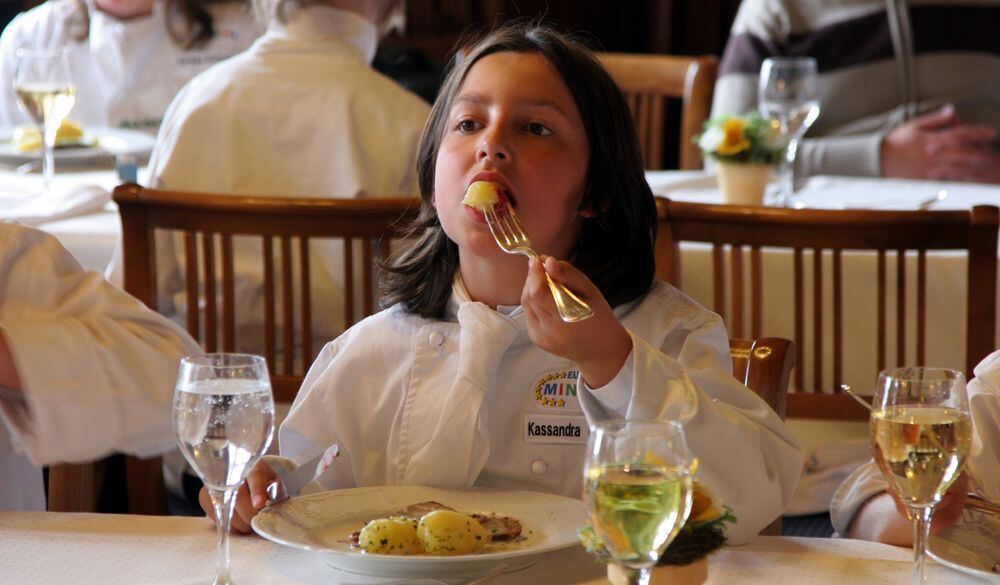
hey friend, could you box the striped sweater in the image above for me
[712,0,1000,178]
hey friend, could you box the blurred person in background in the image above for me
[0,221,200,510]
[143,0,430,510]
[712,0,1000,184]
[0,0,259,132]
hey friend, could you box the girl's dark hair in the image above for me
[383,21,657,319]
[68,0,234,49]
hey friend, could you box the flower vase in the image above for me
[715,162,773,205]
[606,558,709,585]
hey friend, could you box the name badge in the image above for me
[524,414,589,444]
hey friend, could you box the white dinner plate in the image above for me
[0,126,155,165]
[252,485,587,580]
[928,496,1000,583]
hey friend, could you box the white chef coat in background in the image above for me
[830,350,1000,536]
[143,3,429,350]
[0,0,258,131]
[277,279,805,545]
[140,3,429,501]
[0,221,201,510]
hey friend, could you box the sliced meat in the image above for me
[471,512,522,541]
[397,501,455,519]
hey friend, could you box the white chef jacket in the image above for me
[830,350,1000,536]
[0,221,202,510]
[0,0,258,131]
[277,278,805,544]
[144,3,429,349]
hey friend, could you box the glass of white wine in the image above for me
[174,354,275,585]
[13,48,76,191]
[583,420,696,585]
[758,57,820,207]
[871,367,972,585]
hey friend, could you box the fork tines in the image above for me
[485,205,530,253]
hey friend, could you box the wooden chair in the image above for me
[597,53,717,171]
[730,337,794,421]
[46,185,421,514]
[729,337,794,536]
[657,198,999,421]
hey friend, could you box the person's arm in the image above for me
[0,223,202,466]
[552,280,803,544]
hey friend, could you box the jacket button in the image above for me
[530,459,547,475]
[428,331,444,347]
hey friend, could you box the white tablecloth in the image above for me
[0,169,123,274]
[0,511,985,585]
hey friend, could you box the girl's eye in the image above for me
[456,119,480,133]
[525,122,552,136]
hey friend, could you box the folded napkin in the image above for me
[0,184,110,226]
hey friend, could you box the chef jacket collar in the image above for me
[265,4,377,64]
[448,272,525,322]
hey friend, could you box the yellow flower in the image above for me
[716,117,750,155]
[688,481,724,523]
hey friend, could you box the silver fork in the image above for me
[485,205,593,322]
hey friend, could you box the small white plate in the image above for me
[0,126,155,165]
[252,485,587,580]
[929,496,1000,583]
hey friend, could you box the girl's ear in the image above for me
[578,207,597,218]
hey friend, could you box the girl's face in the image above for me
[433,51,590,263]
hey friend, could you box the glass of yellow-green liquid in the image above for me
[583,420,696,585]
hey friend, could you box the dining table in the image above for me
[0,509,989,584]
[0,166,122,275]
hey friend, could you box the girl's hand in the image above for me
[522,256,632,388]
[198,460,279,534]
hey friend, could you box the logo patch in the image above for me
[532,369,581,409]
[524,414,589,444]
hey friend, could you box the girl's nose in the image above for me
[477,132,509,162]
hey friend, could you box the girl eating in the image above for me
[207,22,803,544]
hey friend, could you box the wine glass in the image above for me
[583,420,696,585]
[13,48,76,191]
[870,368,972,585]
[758,57,820,207]
[174,354,275,585]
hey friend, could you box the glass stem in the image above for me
[783,137,800,205]
[624,565,652,585]
[209,487,237,585]
[912,506,933,585]
[42,120,56,190]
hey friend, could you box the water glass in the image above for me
[871,367,972,585]
[174,354,275,585]
[758,57,820,207]
[583,420,696,585]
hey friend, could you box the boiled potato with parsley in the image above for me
[417,509,490,555]
[358,515,424,555]
[462,180,500,211]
